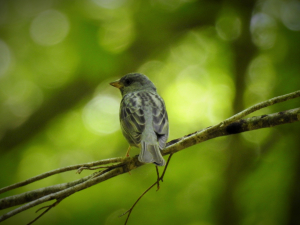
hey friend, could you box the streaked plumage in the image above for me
[110,73,169,166]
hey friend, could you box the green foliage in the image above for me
[0,0,300,224]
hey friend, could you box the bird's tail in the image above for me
[139,141,166,166]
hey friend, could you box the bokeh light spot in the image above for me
[98,10,135,53]
[83,95,119,135]
[281,0,300,31]
[30,9,70,46]
[170,32,209,66]
[251,13,277,49]
[244,55,276,107]
[248,55,276,94]
[216,16,241,41]
[6,80,43,118]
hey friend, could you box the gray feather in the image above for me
[139,141,166,166]
[116,73,169,166]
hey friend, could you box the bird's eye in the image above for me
[124,78,132,86]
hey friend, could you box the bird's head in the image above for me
[110,73,157,96]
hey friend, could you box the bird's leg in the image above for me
[125,146,131,157]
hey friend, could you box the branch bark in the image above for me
[164,107,300,155]
[0,157,123,195]
[0,91,300,222]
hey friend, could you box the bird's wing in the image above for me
[120,93,145,146]
[150,94,169,150]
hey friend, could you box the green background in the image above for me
[0,0,300,224]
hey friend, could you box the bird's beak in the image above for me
[110,79,123,89]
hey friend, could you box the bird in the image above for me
[110,73,169,166]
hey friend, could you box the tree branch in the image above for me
[0,91,299,223]
[164,107,300,155]
[0,157,123,195]
[0,167,128,222]
[0,160,133,211]
[219,90,300,128]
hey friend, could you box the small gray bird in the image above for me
[110,73,169,166]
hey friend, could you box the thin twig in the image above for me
[0,92,300,223]
[155,166,160,191]
[0,174,93,211]
[1,108,300,213]
[0,159,134,211]
[198,90,300,144]
[160,154,173,179]
[91,163,127,178]
[1,108,300,214]
[76,161,126,174]
[193,90,300,144]
[218,90,300,128]
[163,105,300,156]
[0,157,123,195]
[27,199,63,225]
[121,154,173,225]
[0,167,124,222]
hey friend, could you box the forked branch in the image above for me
[0,90,299,224]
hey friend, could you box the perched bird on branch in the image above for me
[110,73,169,166]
